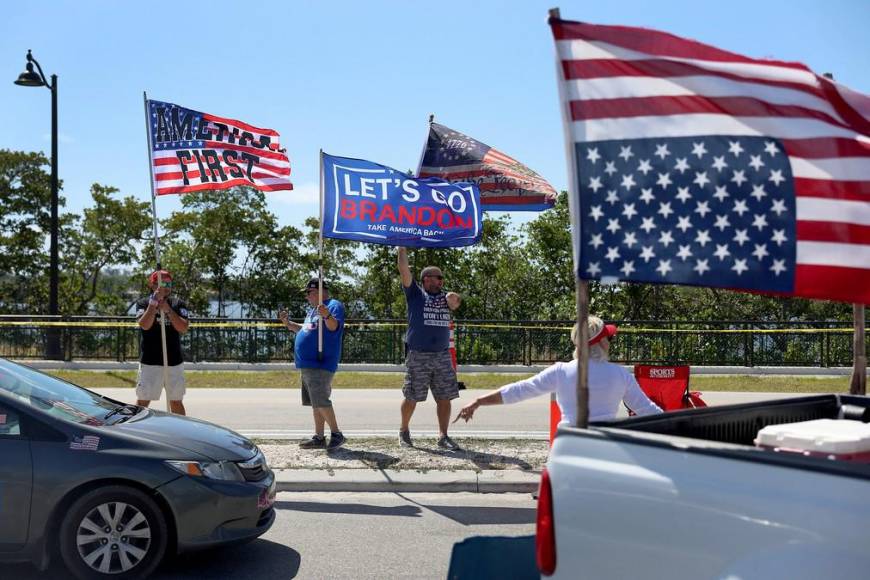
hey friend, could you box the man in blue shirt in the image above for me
[279,278,346,450]
[398,247,463,451]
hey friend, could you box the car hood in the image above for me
[112,410,257,462]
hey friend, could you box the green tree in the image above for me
[522,191,575,318]
[0,150,63,312]
[162,187,281,317]
[60,185,151,315]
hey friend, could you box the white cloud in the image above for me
[266,181,320,228]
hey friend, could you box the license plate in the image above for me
[258,480,276,509]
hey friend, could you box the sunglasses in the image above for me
[157,280,173,288]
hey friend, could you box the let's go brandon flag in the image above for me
[550,17,870,304]
[322,153,481,248]
[147,99,293,195]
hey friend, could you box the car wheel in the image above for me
[59,485,168,580]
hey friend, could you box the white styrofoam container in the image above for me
[755,419,870,458]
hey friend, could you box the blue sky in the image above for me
[3,0,868,233]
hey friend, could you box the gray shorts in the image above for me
[300,368,334,408]
[402,349,458,402]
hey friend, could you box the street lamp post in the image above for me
[15,49,62,360]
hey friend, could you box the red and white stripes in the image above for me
[551,18,870,303]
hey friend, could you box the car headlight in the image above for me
[166,460,245,482]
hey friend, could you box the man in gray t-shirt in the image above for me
[397,247,463,451]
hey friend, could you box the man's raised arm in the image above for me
[397,247,413,288]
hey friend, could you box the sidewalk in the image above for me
[260,436,547,493]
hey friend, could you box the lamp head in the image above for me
[14,51,46,87]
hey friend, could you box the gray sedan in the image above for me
[0,358,276,579]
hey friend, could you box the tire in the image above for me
[59,485,169,580]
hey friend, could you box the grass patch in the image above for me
[691,375,850,393]
[45,369,850,393]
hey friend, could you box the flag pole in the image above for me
[851,304,867,395]
[318,149,324,361]
[821,73,867,396]
[549,6,589,428]
[143,92,171,413]
[414,114,435,178]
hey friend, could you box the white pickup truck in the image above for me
[535,394,870,579]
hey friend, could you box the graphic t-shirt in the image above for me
[135,296,189,366]
[294,298,345,373]
[403,283,450,352]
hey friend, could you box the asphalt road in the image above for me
[10,491,538,580]
[90,388,806,438]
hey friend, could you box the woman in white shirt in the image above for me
[453,316,662,426]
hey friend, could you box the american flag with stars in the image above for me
[578,136,795,293]
[550,18,870,304]
[147,99,293,196]
[69,435,100,451]
[418,122,557,211]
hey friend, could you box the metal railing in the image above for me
[0,316,865,367]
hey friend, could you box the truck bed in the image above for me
[583,394,870,479]
[546,394,870,579]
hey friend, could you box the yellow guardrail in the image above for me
[0,321,856,333]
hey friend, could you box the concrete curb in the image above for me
[273,468,540,493]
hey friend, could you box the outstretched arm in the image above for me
[397,247,413,288]
[453,389,504,423]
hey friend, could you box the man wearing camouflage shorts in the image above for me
[397,247,462,451]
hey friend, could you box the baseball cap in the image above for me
[589,323,618,345]
[304,278,328,292]
[149,270,173,286]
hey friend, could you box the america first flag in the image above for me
[147,99,293,195]
[418,122,557,211]
[550,18,870,304]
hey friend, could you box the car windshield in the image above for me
[0,359,118,426]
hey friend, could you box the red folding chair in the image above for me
[628,364,707,415]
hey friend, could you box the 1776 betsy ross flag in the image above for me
[418,122,557,211]
[550,18,870,304]
[147,99,293,195]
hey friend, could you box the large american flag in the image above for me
[147,99,293,196]
[550,18,870,304]
[418,122,557,211]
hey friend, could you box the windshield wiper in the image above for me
[104,404,141,423]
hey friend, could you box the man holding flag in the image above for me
[397,248,463,451]
[279,279,346,451]
[143,96,293,412]
[318,152,481,449]
[135,270,189,415]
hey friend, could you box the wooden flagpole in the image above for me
[821,73,866,396]
[318,149,324,361]
[851,304,867,395]
[143,92,171,412]
[549,6,590,428]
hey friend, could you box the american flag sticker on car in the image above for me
[69,435,100,451]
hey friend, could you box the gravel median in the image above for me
[256,437,548,472]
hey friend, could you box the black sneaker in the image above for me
[299,435,326,449]
[437,435,462,451]
[327,432,346,451]
[399,430,413,447]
